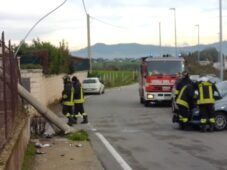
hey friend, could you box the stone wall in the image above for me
[0,116,30,170]
[21,69,88,106]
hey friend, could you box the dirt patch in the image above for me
[31,137,103,170]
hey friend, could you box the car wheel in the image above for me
[214,112,227,131]
[102,88,105,94]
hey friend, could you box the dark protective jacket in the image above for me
[176,84,196,109]
[62,82,74,106]
[175,77,194,99]
[72,81,84,104]
[196,81,219,105]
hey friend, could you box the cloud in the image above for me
[1,0,227,50]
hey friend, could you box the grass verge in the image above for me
[22,142,36,170]
[66,130,89,141]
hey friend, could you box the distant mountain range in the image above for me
[71,42,227,59]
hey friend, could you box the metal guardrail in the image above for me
[0,32,20,151]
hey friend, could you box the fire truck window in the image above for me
[147,61,183,75]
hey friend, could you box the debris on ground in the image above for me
[31,137,103,170]
[35,142,51,148]
[76,143,82,147]
[35,150,46,155]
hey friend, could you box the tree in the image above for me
[16,39,71,74]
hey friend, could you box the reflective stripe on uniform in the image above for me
[197,98,215,104]
[63,101,74,106]
[209,118,215,123]
[66,113,71,117]
[63,94,68,99]
[197,82,215,105]
[74,87,84,104]
[75,114,83,118]
[175,90,179,95]
[63,87,74,106]
[200,118,207,124]
[82,112,87,116]
[176,86,189,109]
[181,117,188,123]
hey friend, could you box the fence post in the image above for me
[2,32,8,138]
[9,40,16,120]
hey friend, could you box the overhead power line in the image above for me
[90,16,126,29]
[82,0,88,14]
[14,0,68,58]
[81,0,126,29]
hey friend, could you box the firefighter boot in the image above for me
[200,125,207,132]
[81,115,88,124]
[208,124,214,132]
[72,117,77,124]
[208,118,215,132]
[67,118,73,126]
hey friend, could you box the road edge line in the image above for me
[95,132,132,170]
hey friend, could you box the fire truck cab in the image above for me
[139,56,184,106]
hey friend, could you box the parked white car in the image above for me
[82,77,105,94]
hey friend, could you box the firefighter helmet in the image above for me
[72,76,78,82]
[63,75,71,83]
[182,71,189,78]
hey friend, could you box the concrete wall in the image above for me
[0,116,30,170]
[21,69,87,106]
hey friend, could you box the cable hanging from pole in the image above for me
[90,16,126,29]
[14,0,68,58]
[81,0,126,29]
[82,0,88,14]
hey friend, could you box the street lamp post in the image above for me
[170,8,177,57]
[219,0,224,80]
[159,22,162,56]
[195,24,200,62]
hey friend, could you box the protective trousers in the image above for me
[199,104,215,125]
[74,103,88,123]
[178,105,190,123]
[62,105,74,124]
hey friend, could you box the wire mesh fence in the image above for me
[0,32,20,151]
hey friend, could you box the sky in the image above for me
[1,0,227,51]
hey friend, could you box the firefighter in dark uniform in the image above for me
[176,82,196,129]
[175,71,193,98]
[175,71,195,129]
[62,75,74,126]
[196,78,219,132]
[72,76,88,124]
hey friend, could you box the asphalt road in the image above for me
[86,84,227,170]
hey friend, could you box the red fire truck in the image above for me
[139,56,184,106]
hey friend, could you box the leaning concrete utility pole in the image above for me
[18,84,72,134]
[87,14,92,73]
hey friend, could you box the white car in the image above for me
[82,77,105,94]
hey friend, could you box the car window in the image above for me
[209,77,221,84]
[83,79,97,84]
[216,81,227,97]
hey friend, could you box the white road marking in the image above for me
[95,132,132,170]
